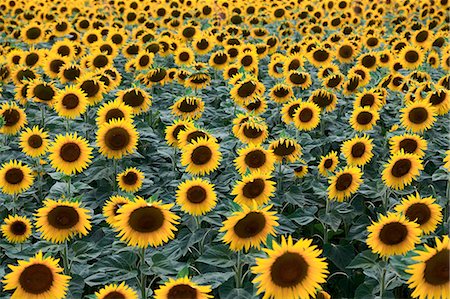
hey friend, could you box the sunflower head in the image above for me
[382,150,423,190]
[0,160,34,195]
[117,167,144,193]
[154,276,212,299]
[176,178,217,216]
[1,215,32,243]
[19,126,49,157]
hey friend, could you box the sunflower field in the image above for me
[0,0,449,298]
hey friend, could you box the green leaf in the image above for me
[347,250,379,269]
[196,245,235,268]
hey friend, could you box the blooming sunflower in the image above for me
[116,87,152,115]
[327,166,363,202]
[96,100,134,127]
[220,203,278,251]
[48,133,93,175]
[171,96,204,120]
[232,171,276,207]
[35,199,91,243]
[154,276,212,299]
[395,193,443,235]
[177,127,216,148]
[2,251,70,299]
[399,45,424,69]
[0,160,34,195]
[389,133,427,158]
[165,120,195,148]
[95,282,138,299]
[235,144,276,175]
[350,106,380,131]
[268,138,302,163]
[293,101,321,131]
[102,195,131,227]
[406,235,449,299]
[117,167,144,193]
[115,197,179,248]
[53,85,88,119]
[269,84,294,103]
[176,178,217,216]
[341,134,374,166]
[400,101,436,133]
[236,120,269,145]
[382,151,423,190]
[318,151,339,177]
[180,138,221,176]
[230,75,265,105]
[281,98,302,125]
[96,119,139,159]
[252,235,329,299]
[1,215,32,243]
[19,126,49,157]
[367,213,421,258]
[0,102,27,135]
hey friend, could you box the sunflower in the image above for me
[209,51,229,70]
[293,101,321,131]
[96,100,134,126]
[165,120,195,148]
[269,83,294,103]
[76,74,105,105]
[53,85,88,119]
[0,102,27,135]
[171,96,204,120]
[244,97,267,115]
[193,34,213,55]
[336,41,357,63]
[389,133,427,158]
[400,101,436,133]
[116,87,152,115]
[309,46,333,67]
[2,251,70,299]
[268,138,302,163]
[19,126,49,157]
[232,171,276,207]
[117,167,144,193]
[11,66,37,85]
[102,195,131,227]
[318,151,339,176]
[399,45,424,69]
[358,52,378,70]
[48,133,93,175]
[221,204,278,251]
[327,166,363,202]
[115,197,179,248]
[395,193,442,235]
[21,23,45,43]
[177,127,216,148]
[286,70,312,89]
[154,276,212,299]
[35,199,91,243]
[281,98,302,124]
[174,47,195,66]
[27,79,57,106]
[0,160,34,195]
[427,88,450,115]
[252,235,329,299]
[95,282,138,299]
[282,54,303,74]
[1,215,32,243]
[58,63,82,83]
[97,119,139,159]
[176,178,217,216]
[354,89,382,110]
[406,235,449,299]
[367,212,421,257]
[294,164,309,178]
[308,89,337,112]
[235,144,276,175]
[181,138,221,176]
[382,151,423,190]
[341,134,374,166]
[350,106,380,131]
[230,75,265,105]
[237,50,258,71]
[236,120,269,145]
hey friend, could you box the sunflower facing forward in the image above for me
[367,212,421,258]
[176,178,217,216]
[2,251,70,299]
[235,144,276,175]
[341,134,374,166]
[97,119,139,159]
[400,101,436,133]
[181,138,221,176]
[0,160,34,195]
[389,133,427,158]
[220,204,278,251]
[382,151,423,190]
[19,126,49,157]
[95,282,138,299]
[1,215,32,243]
[252,235,329,299]
[117,167,144,193]
[327,166,363,202]
[406,235,449,299]
[232,171,276,207]
[154,276,212,299]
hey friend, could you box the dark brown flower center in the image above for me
[122,171,138,185]
[241,55,253,66]
[213,53,227,65]
[270,252,308,287]
[335,173,353,191]
[5,168,24,184]
[242,178,265,198]
[19,264,53,294]
[60,142,81,162]
[25,53,39,66]
[429,91,446,106]
[339,45,353,58]
[182,27,195,38]
[290,72,307,85]
[179,52,190,62]
[58,45,71,56]
[360,94,375,107]
[405,50,419,63]
[167,284,197,299]
[10,220,27,235]
[47,206,80,229]
[187,185,207,203]
[178,99,198,112]
[408,107,430,124]
[399,138,418,154]
[356,111,373,125]
[273,87,290,98]
[424,249,449,285]
[237,81,257,98]
[313,49,329,62]
[186,131,207,144]
[128,206,165,233]
[105,108,125,122]
[26,27,41,40]
[3,109,20,126]
[287,104,300,118]
[298,108,313,122]
[233,212,266,238]
[273,142,296,157]
[324,158,333,169]
[312,93,332,108]
[80,80,100,97]
[245,150,266,168]
[122,90,145,107]
[34,84,55,101]
[243,125,263,139]
[28,134,43,148]
[351,142,366,158]
[63,67,80,81]
[361,55,376,68]
[405,203,431,225]
[104,291,126,299]
[93,55,108,68]
[416,30,428,43]
[105,127,130,151]
[62,93,79,109]
[191,145,212,165]
[379,222,408,245]
[391,158,412,178]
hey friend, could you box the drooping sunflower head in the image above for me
[389,133,427,158]
[382,150,423,190]
[102,195,131,227]
[171,96,204,120]
[54,85,88,119]
[350,106,380,131]
[27,79,57,106]
[48,133,93,175]
[367,212,421,257]
[154,276,212,299]
[293,163,309,178]
[230,75,265,105]
[35,198,92,243]
[281,98,302,124]
[1,214,32,243]
[327,166,363,202]
[180,137,221,176]
[76,73,106,105]
[232,171,276,207]
[237,49,258,71]
[406,235,449,299]
[427,87,450,115]
[58,63,82,83]
[177,126,216,148]
[115,197,179,248]
[116,87,152,115]
[0,160,34,195]
[268,138,302,163]
[19,126,49,158]
[286,70,312,89]
[209,50,229,69]
[117,167,144,193]
[395,192,443,235]
[95,282,138,299]
[176,177,217,216]
[2,251,70,299]
[293,101,321,131]
[354,89,382,110]
[269,83,294,104]
[309,46,333,67]
[341,134,374,166]
[0,102,27,135]
[235,144,276,175]
[243,97,267,115]
[96,119,139,160]
[308,89,337,112]
[220,204,278,251]
[318,151,339,177]
[252,235,329,299]
[236,119,269,145]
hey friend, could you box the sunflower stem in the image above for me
[65,118,70,131]
[382,187,390,213]
[324,198,330,244]
[138,247,147,299]
[66,175,71,198]
[112,159,117,191]
[277,162,282,194]
[379,266,387,298]
[62,240,70,275]
[12,193,18,215]
[40,104,46,128]
[234,250,243,288]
